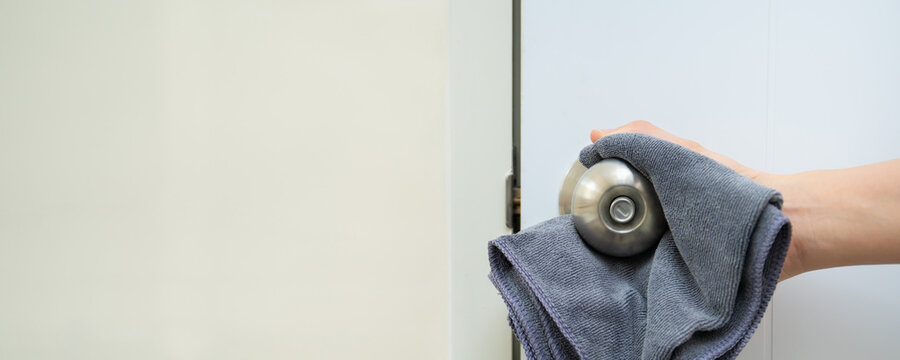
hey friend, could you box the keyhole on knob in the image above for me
[609,196,636,223]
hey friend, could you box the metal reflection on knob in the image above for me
[559,158,667,257]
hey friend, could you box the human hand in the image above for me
[589,121,806,281]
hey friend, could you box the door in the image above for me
[519,0,900,358]
[0,1,450,358]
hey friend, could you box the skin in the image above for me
[590,121,900,281]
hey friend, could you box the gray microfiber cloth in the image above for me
[488,133,791,360]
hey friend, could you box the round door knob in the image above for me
[560,158,667,257]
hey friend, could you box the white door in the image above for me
[520,0,900,358]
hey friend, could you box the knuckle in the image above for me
[683,139,703,150]
[627,120,655,131]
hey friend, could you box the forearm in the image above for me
[763,159,900,280]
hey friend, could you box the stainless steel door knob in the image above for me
[559,158,667,257]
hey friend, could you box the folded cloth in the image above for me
[489,133,791,360]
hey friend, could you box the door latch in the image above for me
[506,172,520,231]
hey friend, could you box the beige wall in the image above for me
[0,1,448,359]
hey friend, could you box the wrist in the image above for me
[757,172,816,280]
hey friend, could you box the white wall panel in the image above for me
[770,1,900,358]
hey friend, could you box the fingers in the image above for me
[590,121,654,140]
[589,121,761,181]
[591,120,702,153]
[589,129,611,142]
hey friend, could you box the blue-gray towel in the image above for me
[488,134,791,360]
